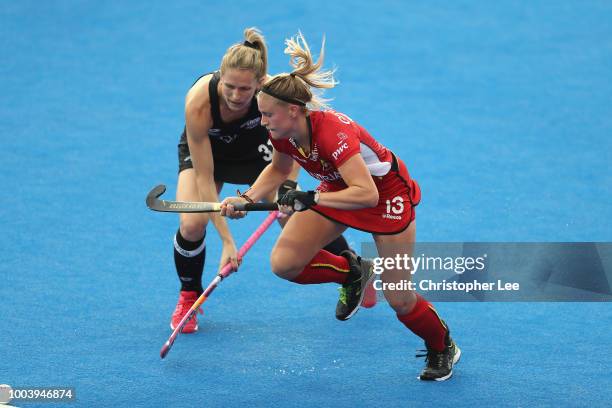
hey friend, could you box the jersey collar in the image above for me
[293,114,313,159]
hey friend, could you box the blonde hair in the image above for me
[220,27,268,80]
[261,31,337,110]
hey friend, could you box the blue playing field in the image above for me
[1,1,611,407]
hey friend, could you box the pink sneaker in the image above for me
[170,291,203,333]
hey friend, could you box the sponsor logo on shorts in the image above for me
[382,213,403,220]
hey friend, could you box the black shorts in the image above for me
[178,133,271,185]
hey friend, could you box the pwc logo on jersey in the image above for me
[332,142,350,161]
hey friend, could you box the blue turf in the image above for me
[1,1,611,407]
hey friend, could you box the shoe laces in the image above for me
[337,277,363,304]
[416,349,446,369]
[177,297,203,316]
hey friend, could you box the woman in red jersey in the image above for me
[221,33,460,381]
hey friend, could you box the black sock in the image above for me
[173,229,206,293]
[323,234,351,256]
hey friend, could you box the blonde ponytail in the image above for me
[261,32,337,110]
[220,27,268,80]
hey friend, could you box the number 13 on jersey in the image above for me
[386,196,404,215]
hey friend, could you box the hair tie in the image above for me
[243,40,257,49]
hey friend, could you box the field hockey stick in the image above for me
[147,184,278,213]
[160,210,280,359]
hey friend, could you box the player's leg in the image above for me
[373,222,460,381]
[175,169,224,292]
[171,164,223,333]
[270,210,348,281]
[270,210,372,320]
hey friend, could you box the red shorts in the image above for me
[311,155,421,235]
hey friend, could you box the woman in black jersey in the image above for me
[171,28,351,333]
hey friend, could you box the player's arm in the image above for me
[316,154,379,209]
[184,85,235,245]
[274,153,378,213]
[220,150,294,218]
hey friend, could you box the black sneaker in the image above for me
[335,250,374,321]
[417,328,461,381]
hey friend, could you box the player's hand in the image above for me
[277,190,319,214]
[220,196,248,219]
[277,179,299,199]
[219,240,241,272]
